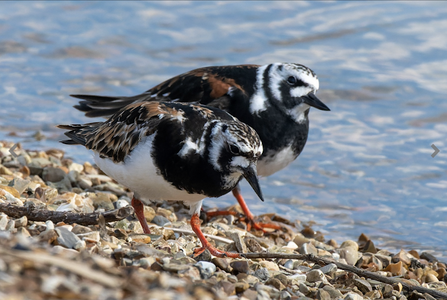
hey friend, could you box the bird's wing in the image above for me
[59,102,216,163]
[72,64,259,118]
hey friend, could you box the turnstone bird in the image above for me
[58,101,263,258]
[72,63,330,231]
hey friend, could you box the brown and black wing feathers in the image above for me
[58,102,181,162]
[72,64,260,118]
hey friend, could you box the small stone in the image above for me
[83,162,98,175]
[425,273,439,283]
[316,289,331,300]
[299,242,318,255]
[115,199,129,209]
[242,289,258,300]
[16,227,31,237]
[71,225,92,234]
[382,284,394,298]
[55,227,81,249]
[245,236,263,252]
[384,261,404,276]
[38,229,58,244]
[14,216,27,228]
[157,207,177,222]
[0,165,13,175]
[90,193,114,210]
[363,240,377,254]
[393,249,413,266]
[340,247,359,266]
[74,240,86,251]
[230,260,250,274]
[344,292,364,300]
[212,257,231,272]
[340,240,359,251]
[194,261,216,279]
[226,230,247,253]
[8,178,31,195]
[323,285,344,299]
[274,274,290,287]
[319,263,337,276]
[260,260,279,271]
[0,185,21,198]
[306,269,325,283]
[143,206,156,222]
[299,283,311,295]
[420,252,438,263]
[354,279,372,293]
[254,267,270,281]
[265,278,285,290]
[77,231,100,243]
[235,282,249,293]
[42,167,66,182]
[0,215,8,230]
[219,281,235,296]
[293,233,310,247]
[152,215,170,226]
[178,266,201,280]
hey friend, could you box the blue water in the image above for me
[1,1,447,256]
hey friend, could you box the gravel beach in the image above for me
[0,140,446,300]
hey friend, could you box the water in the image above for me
[1,1,447,256]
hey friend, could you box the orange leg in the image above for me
[191,213,240,258]
[232,187,282,232]
[131,197,151,234]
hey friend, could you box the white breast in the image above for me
[256,145,297,177]
[93,135,205,205]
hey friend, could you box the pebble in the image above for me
[316,289,331,300]
[55,227,82,249]
[152,215,171,226]
[306,269,325,283]
[194,261,216,279]
[354,278,372,293]
[230,260,250,274]
[42,167,66,183]
[254,267,270,281]
[0,143,445,300]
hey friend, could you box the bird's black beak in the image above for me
[243,165,264,202]
[302,93,330,111]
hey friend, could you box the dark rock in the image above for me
[420,252,438,263]
[230,260,250,274]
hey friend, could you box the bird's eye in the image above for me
[287,76,296,85]
[229,144,240,155]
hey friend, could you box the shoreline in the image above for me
[0,140,446,299]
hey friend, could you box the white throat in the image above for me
[288,103,310,124]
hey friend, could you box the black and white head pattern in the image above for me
[249,63,320,123]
